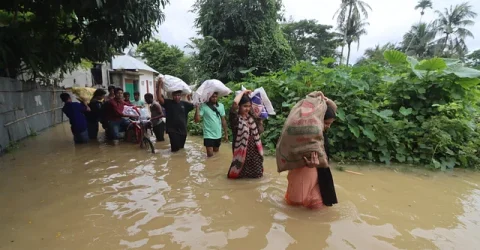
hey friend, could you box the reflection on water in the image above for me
[1,123,480,250]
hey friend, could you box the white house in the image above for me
[110,55,159,101]
[58,62,111,88]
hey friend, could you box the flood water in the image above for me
[1,123,480,250]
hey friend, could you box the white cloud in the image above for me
[156,0,480,63]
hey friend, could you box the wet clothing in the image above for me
[86,99,103,139]
[199,102,225,140]
[163,99,194,135]
[163,99,194,152]
[169,133,187,152]
[227,109,264,179]
[62,102,88,144]
[150,101,165,141]
[204,138,221,148]
[285,132,338,208]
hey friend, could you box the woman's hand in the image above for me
[303,152,320,168]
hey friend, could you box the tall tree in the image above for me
[137,39,194,83]
[333,0,372,65]
[401,22,437,58]
[0,0,169,80]
[434,2,477,57]
[415,0,433,18]
[337,14,369,65]
[192,0,294,82]
[281,19,341,61]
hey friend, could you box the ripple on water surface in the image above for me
[0,124,480,250]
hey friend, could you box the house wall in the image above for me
[138,70,156,99]
[58,68,92,88]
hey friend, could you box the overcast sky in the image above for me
[155,0,480,64]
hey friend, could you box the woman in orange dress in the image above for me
[285,98,338,210]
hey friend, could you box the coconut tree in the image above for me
[406,0,433,53]
[434,2,477,56]
[338,14,369,65]
[333,0,372,65]
[402,22,437,58]
[415,0,433,19]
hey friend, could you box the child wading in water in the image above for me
[227,90,264,179]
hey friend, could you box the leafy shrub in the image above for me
[189,51,480,170]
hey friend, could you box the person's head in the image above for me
[123,92,130,101]
[238,95,252,116]
[108,85,115,95]
[60,93,71,103]
[144,93,154,104]
[172,90,182,103]
[208,92,219,104]
[324,105,336,131]
[114,88,124,100]
[93,89,107,100]
[134,91,140,101]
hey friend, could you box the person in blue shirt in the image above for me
[61,93,90,144]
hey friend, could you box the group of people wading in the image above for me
[61,77,338,210]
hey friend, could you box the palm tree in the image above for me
[338,14,369,65]
[406,0,433,53]
[356,43,396,64]
[333,0,372,65]
[415,0,433,18]
[434,2,477,56]
[402,22,437,58]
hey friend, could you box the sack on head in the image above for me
[276,91,329,172]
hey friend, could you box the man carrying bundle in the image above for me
[156,79,194,152]
[60,93,91,144]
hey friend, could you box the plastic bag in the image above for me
[138,108,149,121]
[71,87,96,103]
[235,86,275,119]
[192,79,232,105]
[123,106,139,117]
[158,74,192,94]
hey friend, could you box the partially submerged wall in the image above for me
[0,77,69,153]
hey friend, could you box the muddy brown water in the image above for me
[1,124,480,250]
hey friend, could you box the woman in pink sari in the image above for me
[285,96,338,209]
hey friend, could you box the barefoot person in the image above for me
[156,79,194,152]
[227,90,264,179]
[194,92,229,157]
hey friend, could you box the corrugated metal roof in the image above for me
[112,55,159,73]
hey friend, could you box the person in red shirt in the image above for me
[105,88,138,143]
[123,92,133,105]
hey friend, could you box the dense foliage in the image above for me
[189,50,480,170]
[281,19,341,62]
[191,0,294,82]
[137,39,194,83]
[0,0,169,79]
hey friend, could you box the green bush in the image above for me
[189,51,480,170]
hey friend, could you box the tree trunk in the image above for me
[340,45,345,64]
[347,42,352,65]
[442,33,450,56]
[341,2,354,65]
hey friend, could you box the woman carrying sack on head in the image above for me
[278,92,338,209]
[227,89,264,179]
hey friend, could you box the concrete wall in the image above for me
[0,78,68,154]
[59,68,93,88]
[138,70,156,98]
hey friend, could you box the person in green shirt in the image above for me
[132,91,146,108]
[194,92,229,157]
